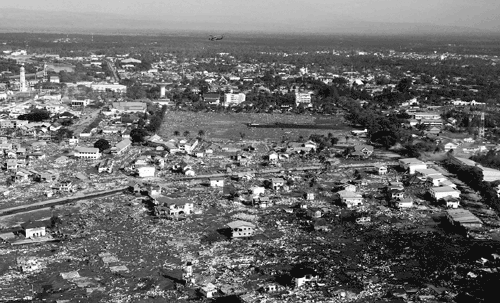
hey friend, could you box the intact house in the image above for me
[439,196,460,209]
[399,158,427,174]
[74,147,101,160]
[375,163,388,175]
[209,177,225,188]
[268,152,279,164]
[347,145,374,158]
[426,174,449,187]
[21,220,46,238]
[154,196,194,217]
[6,159,18,171]
[179,139,199,154]
[337,190,363,208]
[430,186,461,200]
[148,185,162,197]
[271,178,286,190]
[112,139,132,155]
[226,220,255,238]
[444,142,459,152]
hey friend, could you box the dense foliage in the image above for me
[443,157,500,212]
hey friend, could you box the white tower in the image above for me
[20,64,27,92]
[159,84,166,99]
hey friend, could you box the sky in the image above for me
[1,0,500,33]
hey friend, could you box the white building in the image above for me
[91,83,127,93]
[74,147,101,160]
[71,99,91,107]
[111,102,147,113]
[413,112,441,120]
[224,93,246,106]
[337,190,363,208]
[295,92,312,107]
[399,158,427,174]
[137,166,155,178]
[112,139,132,155]
[430,186,461,200]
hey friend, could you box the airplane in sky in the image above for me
[208,35,224,41]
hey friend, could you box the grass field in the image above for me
[160,111,351,141]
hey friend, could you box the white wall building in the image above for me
[295,92,312,107]
[138,166,155,178]
[224,93,246,106]
[74,147,101,160]
[91,83,127,93]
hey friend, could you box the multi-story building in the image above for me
[111,102,147,113]
[71,99,91,107]
[74,147,101,160]
[295,92,312,107]
[224,93,246,106]
[91,83,127,93]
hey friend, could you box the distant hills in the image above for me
[0,8,493,36]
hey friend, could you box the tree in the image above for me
[54,128,73,142]
[183,130,190,137]
[396,77,413,93]
[94,139,111,152]
[130,128,148,143]
[198,130,205,138]
[173,130,180,136]
[371,131,398,148]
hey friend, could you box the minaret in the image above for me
[20,64,27,92]
[43,63,47,81]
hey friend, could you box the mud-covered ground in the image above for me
[1,184,499,302]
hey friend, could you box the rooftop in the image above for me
[227,220,255,229]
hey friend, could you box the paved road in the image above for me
[0,187,127,217]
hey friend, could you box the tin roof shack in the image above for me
[446,209,483,230]
[21,220,46,238]
[227,220,255,238]
[399,158,427,174]
[154,196,194,218]
[337,190,363,208]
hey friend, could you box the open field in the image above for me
[160,111,351,141]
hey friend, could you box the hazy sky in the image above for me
[1,0,500,32]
